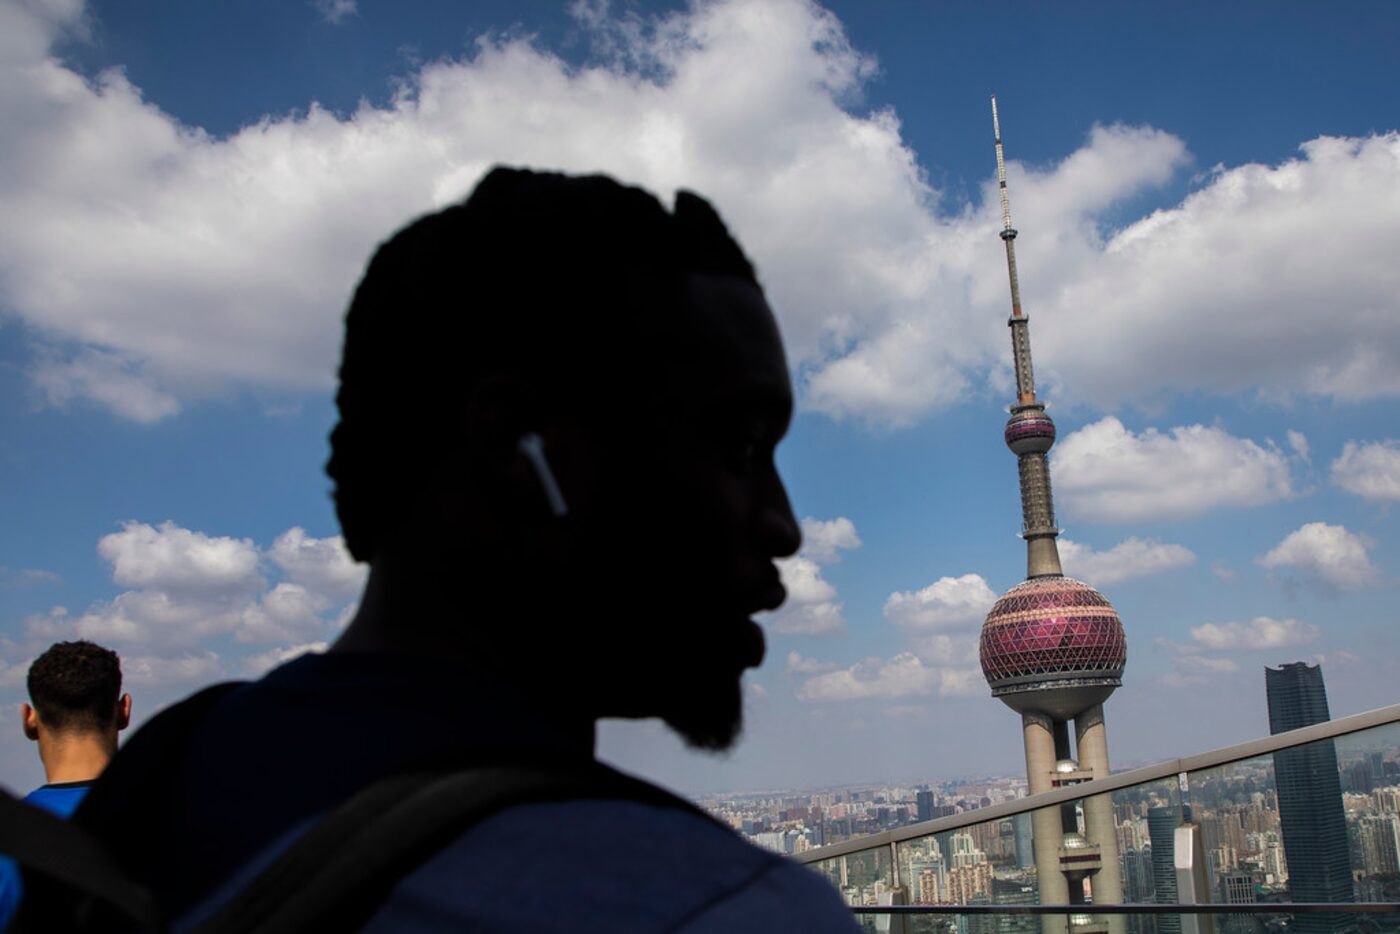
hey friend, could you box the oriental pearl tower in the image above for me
[979,98,1127,933]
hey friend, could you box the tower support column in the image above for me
[1076,705,1124,934]
[1025,711,1069,934]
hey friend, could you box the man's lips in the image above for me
[747,578,787,615]
[733,577,784,670]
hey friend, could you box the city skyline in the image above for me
[708,708,1400,918]
[1,0,1398,795]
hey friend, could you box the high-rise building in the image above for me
[1266,663,1331,733]
[978,97,1127,934]
[1353,814,1400,874]
[1148,806,1182,934]
[1015,812,1035,869]
[1218,872,1262,934]
[1265,663,1355,934]
[917,789,935,822]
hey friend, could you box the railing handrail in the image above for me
[795,701,1400,865]
[845,903,1400,916]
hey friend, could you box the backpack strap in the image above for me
[192,761,720,934]
[0,792,158,932]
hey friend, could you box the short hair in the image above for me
[27,641,124,733]
[327,166,760,562]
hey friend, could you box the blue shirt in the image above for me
[22,781,92,818]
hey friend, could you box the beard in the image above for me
[663,674,745,752]
[655,616,764,752]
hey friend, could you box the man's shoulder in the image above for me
[368,796,857,933]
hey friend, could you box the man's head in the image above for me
[328,167,801,749]
[23,640,131,748]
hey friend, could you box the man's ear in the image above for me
[460,375,544,465]
[116,693,132,731]
[21,703,40,742]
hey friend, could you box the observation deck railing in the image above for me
[791,702,1400,931]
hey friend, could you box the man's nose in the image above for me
[761,473,802,558]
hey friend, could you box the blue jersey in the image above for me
[23,781,93,817]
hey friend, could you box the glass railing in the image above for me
[796,703,1400,932]
[845,905,1400,934]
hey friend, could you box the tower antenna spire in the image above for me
[992,95,1015,237]
[990,95,1059,577]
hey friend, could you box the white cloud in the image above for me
[4,2,1397,424]
[0,568,61,589]
[1053,417,1294,522]
[0,0,932,419]
[243,642,328,676]
[121,651,223,686]
[311,0,356,24]
[1057,537,1195,586]
[768,557,843,634]
[1331,440,1400,503]
[1286,430,1310,463]
[786,650,835,675]
[75,588,243,644]
[267,528,366,602]
[936,666,985,697]
[1258,521,1380,592]
[883,574,996,631]
[31,348,180,422]
[236,582,333,644]
[764,516,860,635]
[798,516,861,564]
[0,656,32,689]
[907,633,978,666]
[795,652,979,701]
[51,523,359,648]
[797,653,938,701]
[1189,616,1321,651]
[98,521,261,595]
[1049,134,1400,407]
[1162,653,1241,688]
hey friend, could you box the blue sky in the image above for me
[1,0,1398,795]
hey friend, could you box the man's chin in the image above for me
[665,703,743,753]
[666,620,762,751]
[598,617,762,751]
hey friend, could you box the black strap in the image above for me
[0,792,158,932]
[192,762,719,934]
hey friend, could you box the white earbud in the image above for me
[517,432,569,518]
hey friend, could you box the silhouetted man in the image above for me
[78,168,858,931]
[0,641,130,923]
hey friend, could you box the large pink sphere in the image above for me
[979,576,1126,717]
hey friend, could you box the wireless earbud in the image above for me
[517,432,569,518]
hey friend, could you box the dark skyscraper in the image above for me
[1265,663,1354,933]
[917,789,935,823]
[1148,806,1181,934]
[1266,662,1332,733]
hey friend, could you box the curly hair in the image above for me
[326,166,760,562]
[27,640,124,733]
